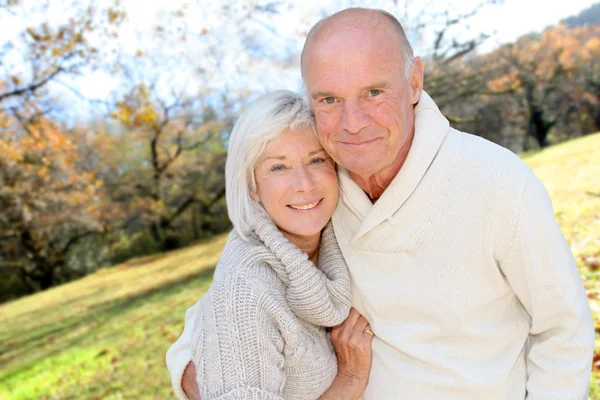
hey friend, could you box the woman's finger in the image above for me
[335,308,361,341]
[344,308,362,329]
[353,315,369,333]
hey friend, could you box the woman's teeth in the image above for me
[289,200,320,210]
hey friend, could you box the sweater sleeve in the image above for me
[166,301,197,400]
[496,170,594,400]
[192,274,287,400]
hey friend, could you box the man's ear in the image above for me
[409,57,424,105]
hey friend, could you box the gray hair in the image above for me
[301,7,415,78]
[225,90,315,240]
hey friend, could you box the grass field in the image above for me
[1,133,599,399]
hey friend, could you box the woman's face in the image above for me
[254,127,338,242]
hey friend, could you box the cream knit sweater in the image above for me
[332,91,594,399]
[185,211,351,400]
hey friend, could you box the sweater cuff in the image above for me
[170,347,193,400]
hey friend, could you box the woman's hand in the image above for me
[325,308,374,399]
[182,362,201,400]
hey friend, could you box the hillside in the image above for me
[1,133,599,399]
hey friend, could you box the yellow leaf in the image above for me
[23,205,32,222]
[26,27,40,41]
[37,166,49,178]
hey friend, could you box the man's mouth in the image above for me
[341,137,379,146]
[288,199,323,210]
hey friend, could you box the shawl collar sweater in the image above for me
[190,211,351,400]
[332,91,594,399]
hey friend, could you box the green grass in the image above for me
[0,235,227,399]
[523,133,600,399]
[0,133,599,399]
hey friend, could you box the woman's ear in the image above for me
[250,190,261,203]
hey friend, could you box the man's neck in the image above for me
[349,128,415,202]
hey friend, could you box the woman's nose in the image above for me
[291,165,315,193]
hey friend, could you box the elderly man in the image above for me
[167,8,594,399]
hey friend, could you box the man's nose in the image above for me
[341,100,369,134]
[291,165,315,193]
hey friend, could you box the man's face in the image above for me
[302,17,422,179]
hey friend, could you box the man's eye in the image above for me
[368,89,381,97]
[321,97,335,104]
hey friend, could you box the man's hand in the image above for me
[182,362,201,400]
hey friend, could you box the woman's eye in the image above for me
[270,164,286,172]
[368,89,381,97]
[321,97,335,104]
[310,157,326,165]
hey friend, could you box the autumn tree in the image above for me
[0,109,112,292]
[0,2,124,107]
[486,24,600,147]
[108,82,227,251]
[0,1,125,297]
[566,27,600,136]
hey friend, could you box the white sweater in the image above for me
[168,212,351,399]
[332,92,594,399]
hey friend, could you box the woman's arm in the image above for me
[191,276,287,400]
[166,302,199,400]
[319,308,374,400]
[181,363,200,400]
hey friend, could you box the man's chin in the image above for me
[339,158,381,177]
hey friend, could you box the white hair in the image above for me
[225,90,315,240]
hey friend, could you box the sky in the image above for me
[1,0,596,114]
[89,0,598,98]
[463,0,596,52]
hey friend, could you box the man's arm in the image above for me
[497,170,595,399]
[166,302,199,400]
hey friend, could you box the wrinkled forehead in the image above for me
[303,38,403,98]
[303,24,403,88]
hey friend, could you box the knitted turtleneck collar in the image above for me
[222,209,351,327]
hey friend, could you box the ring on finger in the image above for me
[364,328,375,337]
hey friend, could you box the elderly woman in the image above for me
[166,90,373,400]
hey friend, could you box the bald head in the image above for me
[301,8,415,79]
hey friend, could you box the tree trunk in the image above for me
[150,216,173,251]
[192,203,201,240]
[529,106,554,148]
[38,265,56,290]
[150,222,166,251]
[18,267,39,294]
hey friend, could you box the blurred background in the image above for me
[0,0,599,398]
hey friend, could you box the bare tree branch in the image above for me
[61,230,102,255]
[0,66,64,102]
